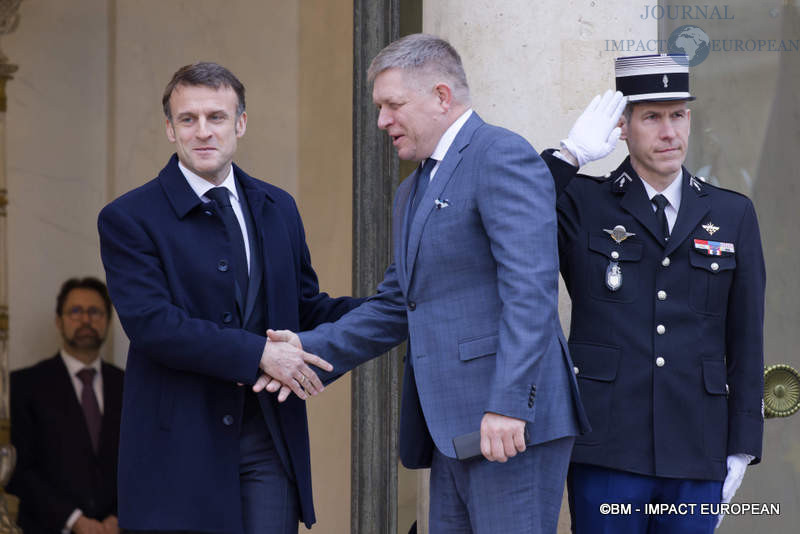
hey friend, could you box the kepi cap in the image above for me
[615,54,695,103]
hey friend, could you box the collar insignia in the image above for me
[689,176,702,192]
[615,172,633,188]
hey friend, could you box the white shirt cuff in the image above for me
[64,509,83,533]
[553,149,579,167]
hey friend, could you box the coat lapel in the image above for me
[157,154,204,219]
[405,113,483,279]
[237,169,285,328]
[664,169,710,257]
[236,172,266,326]
[615,159,669,247]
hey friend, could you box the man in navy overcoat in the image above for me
[98,62,359,534]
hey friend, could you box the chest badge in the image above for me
[702,221,720,236]
[606,261,622,292]
[604,225,636,244]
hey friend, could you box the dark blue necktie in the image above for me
[652,193,670,242]
[409,157,437,221]
[206,187,249,303]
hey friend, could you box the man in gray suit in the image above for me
[260,33,587,533]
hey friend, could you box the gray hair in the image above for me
[367,33,471,104]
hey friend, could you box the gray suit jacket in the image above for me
[301,113,589,462]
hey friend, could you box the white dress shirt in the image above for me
[426,109,473,181]
[179,162,252,272]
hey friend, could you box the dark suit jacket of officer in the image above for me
[541,150,765,481]
[9,354,124,534]
[98,154,359,532]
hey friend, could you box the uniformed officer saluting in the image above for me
[541,54,766,534]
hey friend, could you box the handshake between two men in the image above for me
[255,329,326,402]
[253,329,531,465]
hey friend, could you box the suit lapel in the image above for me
[664,169,710,257]
[405,113,483,279]
[99,363,121,458]
[396,175,415,292]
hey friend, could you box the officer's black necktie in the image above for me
[652,193,670,242]
[410,157,437,221]
[206,187,249,301]
[77,368,101,453]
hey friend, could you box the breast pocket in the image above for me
[586,232,643,303]
[689,249,736,315]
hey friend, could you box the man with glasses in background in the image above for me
[9,277,123,534]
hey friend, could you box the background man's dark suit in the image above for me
[9,354,124,533]
[98,154,357,532]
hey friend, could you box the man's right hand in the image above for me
[258,329,332,400]
[101,515,120,534]
[560,89,626,167]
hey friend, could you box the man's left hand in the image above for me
[716,453,751,528]
[253,329,309,402]
[480,412,527,462]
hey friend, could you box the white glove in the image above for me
[560,89,627,168]
[716,453,753,528]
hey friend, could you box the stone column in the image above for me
[0,1,22,531]
[351,1,402,533]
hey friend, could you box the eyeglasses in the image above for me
[63,306,107,321]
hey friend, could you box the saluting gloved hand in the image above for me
[716,453,753,529]
[560,89,627,167]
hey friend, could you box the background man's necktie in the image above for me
[652,193,670,242]
[77,368,101,452]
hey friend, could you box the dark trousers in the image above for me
[126,413,298,534]
[568,463,722,534]
[428,436,575,534]
[239,410,300,534]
